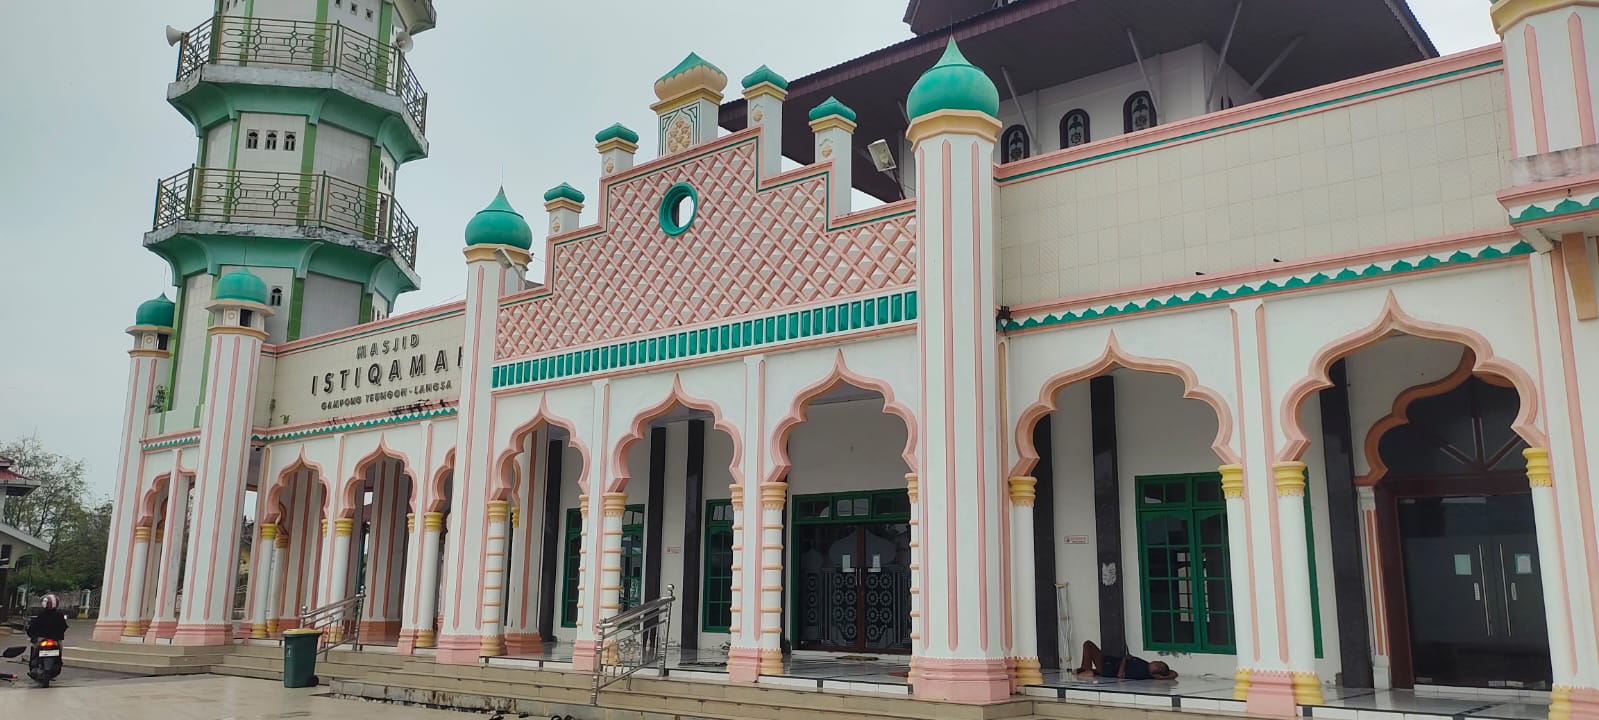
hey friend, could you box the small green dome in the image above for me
[658,52,722,84]
[135,294,176,327]
[906,39,999,119]
[808,96,857,123]
[215,269,269,305]
[464,188,533,250]
[741,64,789,91]
[595,123,640,145]
[543,183,586,204]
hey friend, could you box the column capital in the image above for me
[579,493,590,518]
[602,492,628,517]
[258,523,278,541]
[424,511,446,531]
[1524,446,1553,487]
[334,517,354,537]
[154,527,166,544]
[1007,476,1037,507]
[905,473,919,502]
[275,533,290,549]
[407,513,415,533]
[759,481,789,510]
[486,500,511,523]
[729,483,744,504]
[133,525,153,543]
[1273,461,1308,497]
[1219,464,1245,499]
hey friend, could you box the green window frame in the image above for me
[1136,473,1234,654]
[1134,473,1322,657]
[560,508,582,628]
[702,500,735,633]
[790,489,912,525]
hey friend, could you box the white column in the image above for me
[1222,465,1260,698]
[146,475,189,641]
[907,473,923,683]
[249,523,278,638]
[757,482,788,676]
[1008,477,1042,685]
[269,533,289,635]
[504,428,543,654]
[1526,448,1582,719]
[324,517,354,641]
[726,482,759,680]
[809,99,856,218]
[96,336,167,642]
[414,512,444,648]
[141,529,163,633]
[122,526,154,637]
[572,493,597,669]
[479,500,510,656]
[1354,485,1390,689]
[1273,462,1322,705]
[597,492,628,663]
[742,68,786,179]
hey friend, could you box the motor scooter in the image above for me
[2,637,64,687]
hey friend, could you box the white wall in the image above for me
[313,123,373,188]
[297,272,362,338]
[235,113,307,175]
[168,273,216,432]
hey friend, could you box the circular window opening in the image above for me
[659,182,698,236]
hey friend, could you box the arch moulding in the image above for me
[610,374,744,491]
[765,349,918,485]
[490,395,590,500]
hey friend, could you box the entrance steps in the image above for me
[334,660,1244,720]
[214,643,408,684]
[65,641,226,676]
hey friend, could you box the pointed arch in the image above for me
[1010,331,1237,478]
[263,448,330,526]
[137,473,174,527]
[1277,292,1545,462]
[1355,349,1519,486]
[490,395,590,500]
[339,438,418,518]
[427,447,456,513]
[610,374,743,491]
[766,349,918,485]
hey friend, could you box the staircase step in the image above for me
[211,665,285,682]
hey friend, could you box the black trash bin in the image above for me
[282,629,323,688]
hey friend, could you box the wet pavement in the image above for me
[0,674,470,719]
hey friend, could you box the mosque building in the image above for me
[91,0,1599,718]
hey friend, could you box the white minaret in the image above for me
[436,189,533,663]
[904,39,1010,703]
[173,270,272,645]
[93,297,175,641]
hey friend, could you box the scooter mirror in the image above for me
[1,647,25,659]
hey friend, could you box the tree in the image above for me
[2,436,90,543]
[2,436,106,599]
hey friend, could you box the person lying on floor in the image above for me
[1075,641,1179,680]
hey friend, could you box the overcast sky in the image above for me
[0,1,1495,499]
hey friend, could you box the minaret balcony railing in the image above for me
[152,166,418,268]
[175,15,428,133]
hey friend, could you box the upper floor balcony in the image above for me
[149,166,419,270]
[173,15,428,133]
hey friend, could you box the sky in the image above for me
[0,1,1496,500]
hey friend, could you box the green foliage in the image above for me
[2,436,107,595]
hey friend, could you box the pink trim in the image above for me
[263,449,330,525]
[1365,508,1387,655]
[609,375,743,490]
[916,143,931,654]
[1255,305,1290,665]
[433,633,484,664]
[1528,25,1551,154]
[726,646,762,683]
[1548,248,1599,655]
[427,448,455,513]
[997,45,1504,184]
[765,350,918,483]
[171,623,232,647]
[1230,310,1261,661]
[204,335,244,622]
[1356,350,1476,486]
[1008,230,1522,319]
[267,301,465,356]
[572,639,598,672]
[136,472,173,527]
[106,357,147,623]
[1010,332,1239,478]
[1523,262,1576,673]
[490,395,588,496]
[912,657,1011,703]
[970,140,990,653]
[1243,669,1298,717]
[941,140,960,653]
[452,265,489,630]
[1571,13,1596,146]
[587,382,612,635]
[1276,291,1547,462]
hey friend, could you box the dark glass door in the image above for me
[792,491,912,654]
[1399,495,1550,688]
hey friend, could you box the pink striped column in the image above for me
[174,297,269,646]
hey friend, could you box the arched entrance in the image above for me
[1372,374,1551,689]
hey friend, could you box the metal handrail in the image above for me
[298,593,364,658]
[151,166,418,268]
[174,15,428,132]
[591,585,675,705]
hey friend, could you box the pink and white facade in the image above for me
[97,1,1599,716]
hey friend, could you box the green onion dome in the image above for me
[595,123,640,145]
[906,39,1000,119]
[741,64,789,91]
[134,294,176,327]
[808,96,858,123]
[464,188,533,250]
[543,182,586,205]
[215,269,269,305]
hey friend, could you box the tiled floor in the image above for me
[473,645,1556,717]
